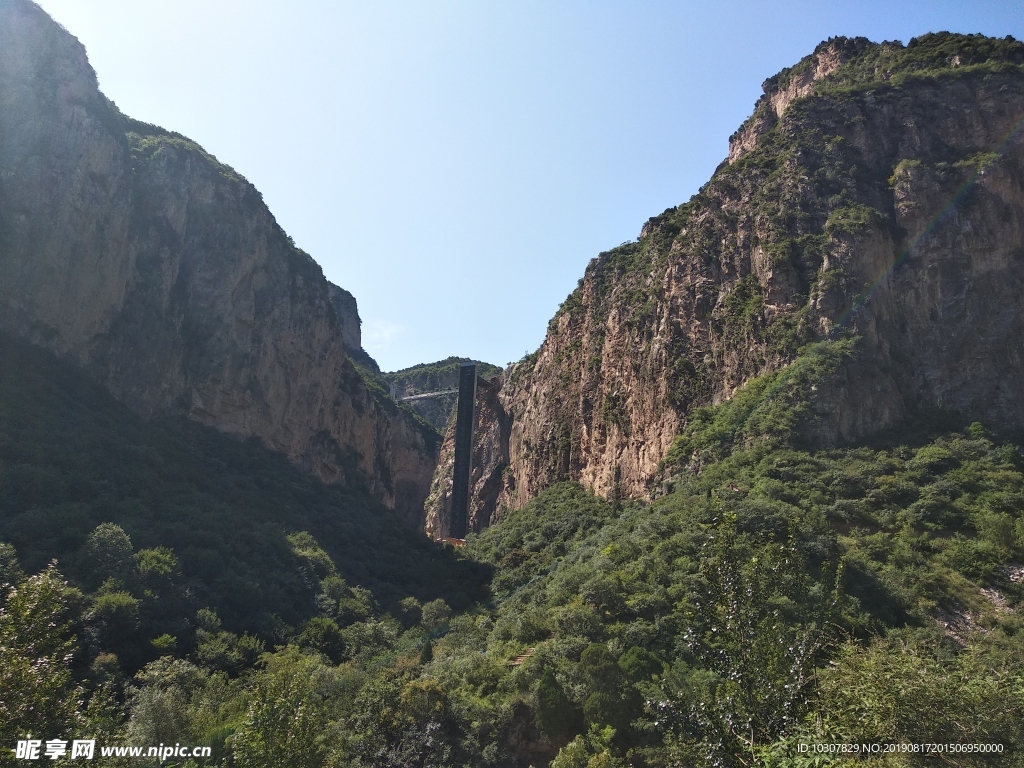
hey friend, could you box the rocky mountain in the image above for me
[5,21,1024,765]
[0,0,438,522]
[426,33,1024,537]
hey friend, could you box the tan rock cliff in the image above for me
[0,0,438,522]
[426,33,1024,537]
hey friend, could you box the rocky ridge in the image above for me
[426,33,1024,537]
[0,0,438,522]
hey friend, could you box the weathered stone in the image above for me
[0,0,438,520]
[432,35,1024,531]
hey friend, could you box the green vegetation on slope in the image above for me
[4,335,1023,767]
[810,32,1024,93]
[0,332,486,670]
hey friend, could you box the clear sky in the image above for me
[32,0,1024,372]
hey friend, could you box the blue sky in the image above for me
[33,0,1024,371]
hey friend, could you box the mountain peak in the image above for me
[729,32,1024,163]
[430,32,1024,536]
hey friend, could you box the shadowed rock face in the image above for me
[425,34,1024,536]
[0,0,438,521]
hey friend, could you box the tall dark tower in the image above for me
[449,362,477,539]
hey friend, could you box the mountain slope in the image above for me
[0,331,483,642]
[432,33,1024,535]
[0,0,437,520]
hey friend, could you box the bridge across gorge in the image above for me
[390,374,494,403]
[394,388,459,402]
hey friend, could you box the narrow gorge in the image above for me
[4,7,1024,763]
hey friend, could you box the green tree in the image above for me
[231,648,340,768]
[0,564,86,749]
[579,645,640,736]
[193,608,260,673]
[670,512,842,763]
[86,590,142,669]
[134,547,179,587]
[537,669,581,739]
[419,639,434,664]
[287,531,336,581]
[618,646,663,682]
[398,596,423,628]
[85,523,134,586]
[344,674,456,767]
[127,684,194,749]
[297,617,346,663]
[551,726,623,768]
[0,541,25,595]
[126,656,208,751]
[421,599,452,633]
[89,592,141,637]
[818,631,1024,755]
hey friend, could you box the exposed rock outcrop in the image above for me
[0,0,438,521]
[728,37,872,164]
[327,281,381,374]
[327,282,363,354]
[427,33,1024,536]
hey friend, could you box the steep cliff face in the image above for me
[426,33,1024,536]
[327,282,363,354]
[0,0,438,521]
[326,281,381,374]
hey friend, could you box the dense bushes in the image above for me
[3,332,1023,766]
[4,420,1022,765]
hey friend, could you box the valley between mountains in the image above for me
[2,1,1024,765]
